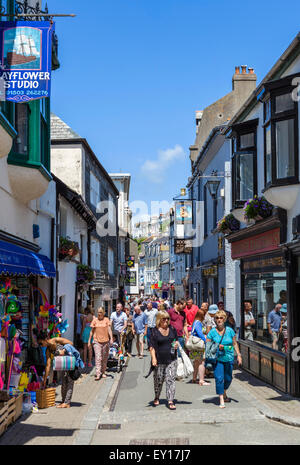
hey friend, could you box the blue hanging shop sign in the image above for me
[0,21,53,102]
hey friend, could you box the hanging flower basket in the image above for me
[217,214,240,235]
[77,264,94,284]
[243,196,273,223]
[59,237,80,261]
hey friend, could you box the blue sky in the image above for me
[50,0,300,216]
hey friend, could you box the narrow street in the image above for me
[1,348,300,446]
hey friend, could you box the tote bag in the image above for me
[178,344,194,377]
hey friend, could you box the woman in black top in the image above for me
[149,310,179,410]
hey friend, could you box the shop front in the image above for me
[227,210,292,394]
[0,238,56,391]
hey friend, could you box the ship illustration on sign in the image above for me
[7,34,39,65]
[3,27,41,70]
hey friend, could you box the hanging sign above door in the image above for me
[0,21,53,102]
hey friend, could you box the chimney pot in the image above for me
[248,67,254,74]
[241,65,247,74]
[235,66,240,74]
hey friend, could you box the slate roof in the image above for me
[51,113,81,140]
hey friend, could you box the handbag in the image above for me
[53,355,76,371]
[178,344,194,377]
[185,321,205,351]
[176,357,185,379]
[205,328,227,368]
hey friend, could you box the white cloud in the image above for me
[141,144,185,183]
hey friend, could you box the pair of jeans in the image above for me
[147,327,154,347]
[177,336,185,357]
[213,360,234,395]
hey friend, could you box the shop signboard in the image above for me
[202,266,218,278]
[125,271,137,286]
[231,228,280,260]
[243,254,285,273]
[175,201,193,224]
[174,239,192,254]
[0,21,53,102]
[126,256,135,268]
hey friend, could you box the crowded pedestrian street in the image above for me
[1,0,300,451]
[1,342,300,446]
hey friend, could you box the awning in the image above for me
[0,240,56,278]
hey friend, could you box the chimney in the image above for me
[232,64,257,94]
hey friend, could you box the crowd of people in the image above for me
[105,295,242,410]
[36,296,243,410]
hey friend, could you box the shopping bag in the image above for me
[178,345,194,377]
[176,357,185,379]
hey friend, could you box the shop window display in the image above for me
[243,272,287,352]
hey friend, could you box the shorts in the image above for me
[136,333,145,344]
[189,349,205,362]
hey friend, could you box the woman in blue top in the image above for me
[206,310,242,408]
[189,310,210,386]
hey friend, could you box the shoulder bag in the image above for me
[185,321,205,351]
[205,328,227,368]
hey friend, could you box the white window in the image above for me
[90,172,100,207]
[108,193,114,223]
[108,247,114,275]
[60,205,68,237]
[91,239,101,271]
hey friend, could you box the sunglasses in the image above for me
[216,317,224,320]
[161,318,170,321]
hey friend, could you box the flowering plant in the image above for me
[77,264,94,284]
[217,214,240,234]
[243,196,273,222]
[59,236,80,261]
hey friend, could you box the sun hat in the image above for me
[208,304,218,315]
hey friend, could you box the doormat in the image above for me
[129,438,189,445]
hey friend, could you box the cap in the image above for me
[208,304,218,315]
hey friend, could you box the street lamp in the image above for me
[206,174,221,200]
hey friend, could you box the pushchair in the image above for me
[107,334,126,373]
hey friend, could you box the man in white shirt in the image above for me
[110,303,127,353]
[244,301,255,341]
[144,302,158,349]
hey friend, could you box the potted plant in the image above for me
[243,196,273,223]
[59,237,80,261]
[217,214,240,234]
[77,264,94,284]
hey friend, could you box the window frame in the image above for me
[263,83,299,188]
[108,247,115,276]
[90,171,100,207]
[231,120,258,209]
